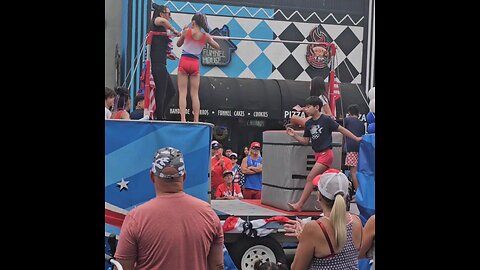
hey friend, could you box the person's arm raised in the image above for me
[177,25,188,47]
[154,17,179,35]
[206,34,220,49]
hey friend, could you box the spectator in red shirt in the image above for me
[115,147,224,270]
[210,142,232,198]
[214,170,243,200]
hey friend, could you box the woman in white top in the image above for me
[176,13,219,122]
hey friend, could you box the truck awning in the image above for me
[167,76,369,120]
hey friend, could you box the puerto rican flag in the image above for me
[328,70,341,117]
[142,59,156,119]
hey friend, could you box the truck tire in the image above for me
[227,236,286,270]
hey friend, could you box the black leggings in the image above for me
[151,62,176,120]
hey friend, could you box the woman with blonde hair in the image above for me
[284,169,362,270]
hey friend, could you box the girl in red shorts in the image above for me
[176,13,219,122]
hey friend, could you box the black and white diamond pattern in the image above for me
[278,23,305,52]
[334,27,360,56]
[276,55,304,80]
[305,65,330,79]
[166,6,364,83]
[337,58,360,82]
[265,21,364,83]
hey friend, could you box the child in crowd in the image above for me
[214,170,243,200]
[229,153,243,185]
[129,95,145,120]
[343,104,366,191]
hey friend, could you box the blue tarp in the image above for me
[356,134,375,270]
[356,134,375,224]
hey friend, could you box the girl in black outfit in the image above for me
[150,4,180,120]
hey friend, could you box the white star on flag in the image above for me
[117,178,130,191]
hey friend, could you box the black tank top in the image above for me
[150,21,168,64]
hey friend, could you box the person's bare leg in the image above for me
[350,165,359,190]
[190,74,201,122]
[177,72,189,122]
[288,162,328,211]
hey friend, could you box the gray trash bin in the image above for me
[261,130,343,211]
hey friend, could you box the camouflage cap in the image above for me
[151,147,186,179]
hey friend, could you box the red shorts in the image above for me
[178,55,200,75]
[314,149,333,167]
[345,152,359,167]
[243,188,261,199]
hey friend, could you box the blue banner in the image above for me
[105,120,213,208]
[356,134,375,224]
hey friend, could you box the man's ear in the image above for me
[150,171,155,183]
